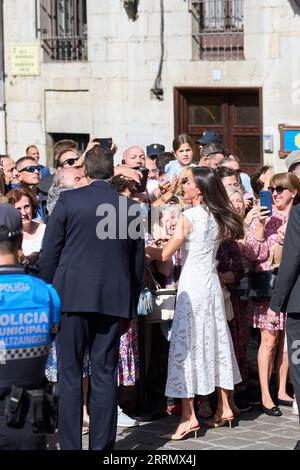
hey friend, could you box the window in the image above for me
[192,0,244,60]
[40,0,87,62]
[47,133,89,166]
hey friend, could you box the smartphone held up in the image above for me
[259,190,272,216]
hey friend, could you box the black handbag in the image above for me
[249,271,277,299]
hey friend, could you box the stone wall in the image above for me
[3,0,300,170]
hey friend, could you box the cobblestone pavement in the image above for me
[81,405,299,451]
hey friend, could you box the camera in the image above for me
[132,166,149,193]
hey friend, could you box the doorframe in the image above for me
[174,87,263,169]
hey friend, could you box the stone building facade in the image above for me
[2,0,300,171]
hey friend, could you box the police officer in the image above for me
[0,204,60,450]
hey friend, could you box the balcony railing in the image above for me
[193,30,244,60]
[191,0,244,60]
[41,35,88,62]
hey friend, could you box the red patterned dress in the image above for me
[245,211,288,331]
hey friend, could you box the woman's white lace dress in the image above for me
[165,205,241,398]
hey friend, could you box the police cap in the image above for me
[0,204,23,241]
[146,143,165,158]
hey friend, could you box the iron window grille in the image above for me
[40,0,87,62]
[191,0,244,60]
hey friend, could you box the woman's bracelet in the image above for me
[278,241,284,246]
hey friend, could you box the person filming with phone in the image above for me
[245,172,300,417]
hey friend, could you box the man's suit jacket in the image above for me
[270,204,300,314]
[38,180,145,318]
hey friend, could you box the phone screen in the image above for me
[259,190,272,216]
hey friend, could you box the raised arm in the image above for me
[145,214,191,262]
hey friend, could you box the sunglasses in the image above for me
[61,157,80,167]
[19,165,40,173]
[268,186,287,194]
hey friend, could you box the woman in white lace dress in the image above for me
[146,167,244,440]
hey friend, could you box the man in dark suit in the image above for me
[268,204,300,449]
[38,146,145,450]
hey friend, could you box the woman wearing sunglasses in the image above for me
[245,172,300,416]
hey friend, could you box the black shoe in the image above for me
[294,440,300,450]
[277,398,293,407]
[261,405,282,416]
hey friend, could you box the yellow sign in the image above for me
[11,43,40,76]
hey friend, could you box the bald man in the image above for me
[122,146,146,168]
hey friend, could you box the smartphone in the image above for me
[93,138,113,152]
[259,190,272,216]
[132,166,149,193]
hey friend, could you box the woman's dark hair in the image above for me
[172,133,194,153]
[192,167,244,240]
[6,187,39,218]
[84,146,114,180]
[250,165,272,198]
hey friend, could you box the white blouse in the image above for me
[22,224,46,256]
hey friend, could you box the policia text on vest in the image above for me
[0,266,60,450]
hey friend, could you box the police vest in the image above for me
[0,269,60,392]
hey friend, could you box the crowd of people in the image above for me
[0,132,300,450]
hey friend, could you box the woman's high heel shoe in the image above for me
[206,414,234,429]
[160,420,200,441]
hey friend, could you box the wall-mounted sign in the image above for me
[279,124,300,158]
[11,43,40,76]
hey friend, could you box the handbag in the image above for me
[144,268,177,323]
[137,286,154,316]
[249,271,277,299]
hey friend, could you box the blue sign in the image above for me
[283,130,300,152]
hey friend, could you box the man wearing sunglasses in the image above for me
[15,156,46,222]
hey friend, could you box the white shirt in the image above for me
[22,224,46,256]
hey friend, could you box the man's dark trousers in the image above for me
[56,312,121,450]
[287,314,300,428]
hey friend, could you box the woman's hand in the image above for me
[244,205,261,227]
[257,205,271,225]
[158,181,171,195]
[145,244,163,262]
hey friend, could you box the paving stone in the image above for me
[204,436,254,449]
[259,435,296,449]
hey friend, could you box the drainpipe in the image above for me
[0,0,7,154]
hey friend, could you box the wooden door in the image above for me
[174,87,262,173]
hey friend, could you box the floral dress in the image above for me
[118,320,139,386]
[245,210,287,331]
[45,343,90,382]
